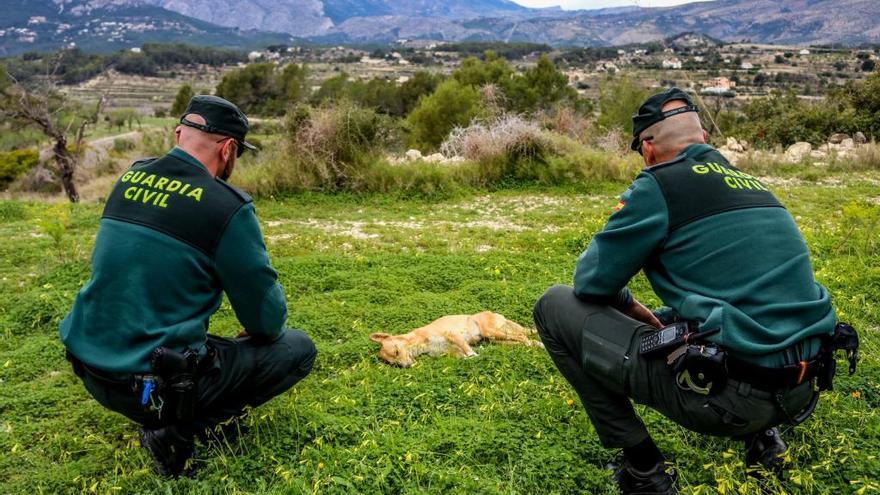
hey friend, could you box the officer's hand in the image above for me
[236,329,250,338]
[626,299,662,329]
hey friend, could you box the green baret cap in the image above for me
[630,87,699,153]
[179,95,257,157]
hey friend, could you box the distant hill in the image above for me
[308,0,879,46]
[0,0,293,56]
[68,0,532,38]
[1,0,878,55]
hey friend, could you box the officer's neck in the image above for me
[177,145,222,178]
[646,141,705,167]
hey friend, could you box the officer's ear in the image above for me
[642,139,658,166]
[219,139,233,161]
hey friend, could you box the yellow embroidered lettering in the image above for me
[140,174,156,188]
[186,188,203,202]
[724,177,739,189]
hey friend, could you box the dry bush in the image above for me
[590,127,631,156]
[440,114,554,162]
[280,102,396,191]
[537,106,592,142]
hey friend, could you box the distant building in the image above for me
[662,58,683,69]
[247,51,262,61]
[130,47,142,53]
[799,49,811,55]
[701,77,735,96]
[740,61,754,69]
[595,60,618,72]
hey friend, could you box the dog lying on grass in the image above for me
[369,311,543,367]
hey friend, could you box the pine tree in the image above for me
[170,83,194,117]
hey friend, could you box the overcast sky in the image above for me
[513,0,699,10]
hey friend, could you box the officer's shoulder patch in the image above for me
[216,179,253,204]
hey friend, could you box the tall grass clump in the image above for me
[441,114,643,185]
[234,102,396,195]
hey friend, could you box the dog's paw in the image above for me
[531,341,545,349]
[466,351,478,358]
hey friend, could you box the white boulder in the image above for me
[785,142,812,162]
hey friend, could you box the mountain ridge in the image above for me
[2,0,878,56]
[0,0,294,56]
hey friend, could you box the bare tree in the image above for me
[0,59,105,202]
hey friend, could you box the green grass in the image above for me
[0,175,878,494]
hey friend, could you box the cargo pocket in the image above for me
[704,386,776,436]
[580,311,640,391]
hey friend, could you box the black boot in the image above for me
[744,427,787,476]
[139,425,196,478]
[612,459,678,495]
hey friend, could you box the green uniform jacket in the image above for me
[60,148,287,374]
[574,144,836,367]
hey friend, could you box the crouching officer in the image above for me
[60,95,317,478]
[533,88,857,494]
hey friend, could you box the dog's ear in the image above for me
[369,333,391,343]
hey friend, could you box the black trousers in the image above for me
[533,285,814,449]
[75,330,317,438]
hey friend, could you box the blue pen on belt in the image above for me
[141,376,156,407]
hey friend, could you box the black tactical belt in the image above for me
[66,345,216,387]
[726,354,821,392]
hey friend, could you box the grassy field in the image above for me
[0,173,878,494]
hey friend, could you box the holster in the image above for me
[673,344,728,395]
[817,322,860,392]
[148,347,199,423]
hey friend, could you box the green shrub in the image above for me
[170,83,194,117]
[111,138,135,154]
[596,75,650,135]
[727,91,856,148]
[215,62,308,116]
[141,129,175,157]
[451,53,582,115]
[0,148,39,189]
[406,80,483,151]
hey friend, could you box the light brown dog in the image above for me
[369,311,542,367]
